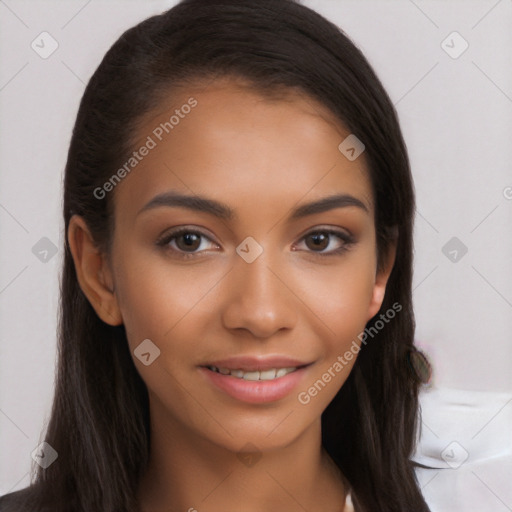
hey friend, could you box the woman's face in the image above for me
[85,78,394,452]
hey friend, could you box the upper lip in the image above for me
[202,355,313,371]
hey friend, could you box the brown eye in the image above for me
[156,228,218,256]
[175,232,201,252]
[295,228,355,256]
[305,232,330,251]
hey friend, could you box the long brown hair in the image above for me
[0,1,430,510]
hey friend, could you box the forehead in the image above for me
[113,78,373,224]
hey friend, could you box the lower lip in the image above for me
[200,366,309,404]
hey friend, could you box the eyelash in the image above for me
[155,227,355,259]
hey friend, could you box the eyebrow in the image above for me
[136,191,369,220]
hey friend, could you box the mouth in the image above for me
[199,358,313,404]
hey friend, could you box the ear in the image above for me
[367,234,398,321]
[67,215,123,326]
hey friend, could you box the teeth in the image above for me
[208,366,297,380]
[259,369,276,380]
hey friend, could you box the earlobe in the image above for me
[67,215,123,326]
[367,237,397,321]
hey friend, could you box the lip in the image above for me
[199,356,313,404]
[202,355,311,372]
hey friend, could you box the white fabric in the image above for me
[413,386,512,511]
[343,490,354,512]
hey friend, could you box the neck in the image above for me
[137,397,347,512]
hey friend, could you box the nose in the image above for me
[221,251,298,339]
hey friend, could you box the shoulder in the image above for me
[0,488,25,511]
[0,487,31,511]
[0,486,47,512]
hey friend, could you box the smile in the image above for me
[200,363,311,404]
[206,365,298,381]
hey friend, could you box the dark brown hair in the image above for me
[0,1,430,510]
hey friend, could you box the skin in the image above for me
[68,76,396,512]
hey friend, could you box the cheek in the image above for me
[302,253,377,341]
[294,295,371,415]
[293,252,376,399]
[112,248,230,376]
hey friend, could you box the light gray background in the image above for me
[1,1,511,510]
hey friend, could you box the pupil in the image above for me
[179,233,200,250]
[183,234,196,245]
[307,233,328,251]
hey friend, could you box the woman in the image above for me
[0,0,431,510]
